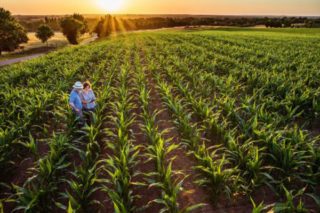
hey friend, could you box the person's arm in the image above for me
[69,102,78,111]
[89,90,96,103]
[69,94,80,112]
[80,93,87,105]
[81,99,87,105]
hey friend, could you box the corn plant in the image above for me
[273,186,308,213]
[155,73,242,200]
[136,61,207,212]
[1,28,320,213]
[250,197,273,213]
[145,36,319,200]
[14,133,71,212]
[65,67,117,212]
[101,65,140,212]
[0,128,16,170]
[138,73,183,211]
[64,112,105,212]
[153,47,266,192]
[18,134,39,160]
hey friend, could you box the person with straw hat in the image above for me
[69,81,84,123]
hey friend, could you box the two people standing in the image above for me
[69,81,96,125]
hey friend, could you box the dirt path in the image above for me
[0,53,45,67]
[80,34,98,45]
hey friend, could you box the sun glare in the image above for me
[97,0,123,13]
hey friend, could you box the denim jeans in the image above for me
[83,108,95,125]
[72,109,84,126]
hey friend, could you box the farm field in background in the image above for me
[23,32,94,49]
[23,32,68,49]
[0,32,93,62]
[0,28,320,212]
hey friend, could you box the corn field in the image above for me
[0,28,320,213]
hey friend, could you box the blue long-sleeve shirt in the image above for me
[69,89,83,110]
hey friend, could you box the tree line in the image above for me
[17,15,320,32]
[1,6,320,54]
[0,8,90,54]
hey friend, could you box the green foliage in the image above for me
[101,64,140,212]
[250,197,270,213]
[72,14,88,34]
[36,24,54,44]
[1,28,320,212]
[0,7,28,54]
[14,134,71,212]
[273,186,308,213]
[18,134,39,159]
[60,17,84,44]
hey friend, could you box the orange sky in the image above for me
[1,0,320,16]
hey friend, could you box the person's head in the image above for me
[73,81,83,92]
[83,81,92,91]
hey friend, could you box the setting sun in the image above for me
[97,0,124,13]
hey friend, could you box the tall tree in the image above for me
[0,8,28,55]
[60,17,84,45]
[72,14,89,34]
[94,15,114,38]
[36,24,54,45]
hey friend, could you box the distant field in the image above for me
[23,32,68,49]
[0,28,320,212]
[186,26,320,36]
[0,32,68,61]
[22,32,92,48]
[1,32,68,55]
[0,32,93,61]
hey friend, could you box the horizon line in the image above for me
[12,13,320,17]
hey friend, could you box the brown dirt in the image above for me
[87,87,117,213]
[130,95,163,212]
[0,126,51,212]
[91,131,114,213]
[73,113,116,213]
[308,119,320,138]
[146,71,216,213]
[1,156,34,212]
[145,70,319,213]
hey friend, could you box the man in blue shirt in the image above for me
[69,81,84,123]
